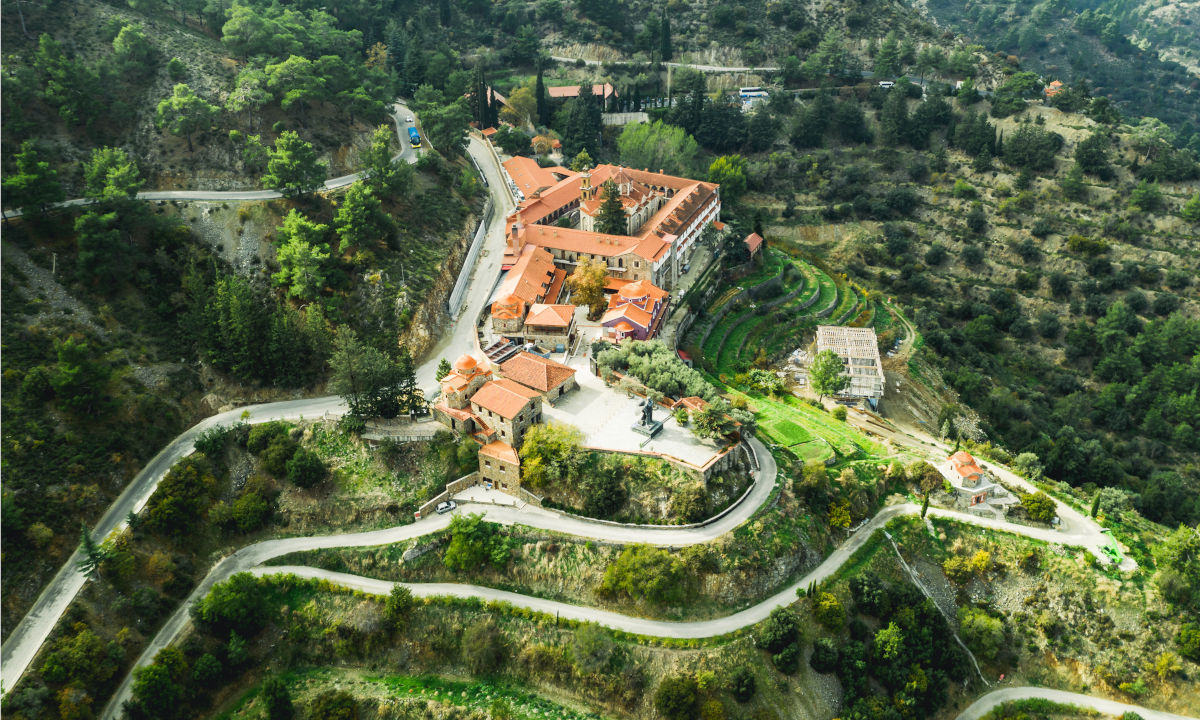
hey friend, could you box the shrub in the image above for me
[247,422,288,454]
[655,674,699,720]
[192,572,271,637]
[772,643,800,674]
[810,637,839,673]
[831,406,847,421]
[813,592,845,630]
[261,435,299,476]
[286,448,326,488]
[1176,623,1200,662]
[262,677,294,720]
[462,618,505,675]
[952,178,976,198]
[383,585,414,630]
[959,607,1004,660]
[729,665,756,702]
[1020,491,1056,523]
[598,544,687,605]
[755,607,800,653]
[308,690,358,720]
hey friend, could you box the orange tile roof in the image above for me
[745,232,763,254]
[500,351,577,393]
[616,279,668,303]
[470,378,542,419]
[482,127,498,137]
[546,83,616,99]
[480,440,520,464]
[495,244,557,305]
[604,277,633,291]
[491,293,525,320]
[524,303,575,328]
[520,224,669,263]
[602,303,653,329]
[675,396,708,412]
[543,268,567,304]
[503,156,561,198]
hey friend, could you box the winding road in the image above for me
[1,101,422,219]
[2,96,1185,720]
[0,102,503,694]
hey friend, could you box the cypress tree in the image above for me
[1090,493,1100,518]
[660,9,672,62]
[595,180,626,235]
[535,65,549,126]
[921,493,930,518]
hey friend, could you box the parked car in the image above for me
[878,81,895,89]
[435,500,457,514]
[406,116,414,123]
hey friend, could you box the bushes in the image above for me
[286,448,326,488]
[1019,491,1056,523]
[729,666,756,702]
[958,607,1005,661]
[598,544,687,605]
[462,618,506,675]
[444,513,510,572]
[191,572,271,637]
[813,592,845,630]
[655,674,699,720]
[810,637,839,673]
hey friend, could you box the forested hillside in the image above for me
[917,0,1200,150]
[1,0,484,636]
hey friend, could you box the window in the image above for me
[484,460,491,467]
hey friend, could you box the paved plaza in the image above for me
[542,355,726,468]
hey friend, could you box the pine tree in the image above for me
[436,358,452,381]
[78,524,107,579]
[1090,494,1101,518]
[921,493,930,518]
[595,179,626,235]
[1,140,65,215]
[659,9,673,62]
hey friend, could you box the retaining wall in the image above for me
[447,198,494,315]
[417,472,480,517]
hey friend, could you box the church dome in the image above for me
[453,354,479,372]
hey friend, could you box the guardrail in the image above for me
[447,197,494,316]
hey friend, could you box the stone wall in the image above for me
[416,472,480,517]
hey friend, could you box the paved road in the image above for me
[413,134,514,396]
[99,438,777,717]
[102,490,1162,717]
[1,102,420,219]
[0,100,480,693]
[549,54,779,73]
[956,686,1198,720]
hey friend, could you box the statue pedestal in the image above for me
[631,420,664,438]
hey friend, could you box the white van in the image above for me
[878,81,895,89]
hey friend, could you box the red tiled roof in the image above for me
[480,440,520,464]
[471,378,542,419]
[616,279,668,303]
[745,232,763,254]
[520,224,669,263]
[503,156,561,198]
[675,396,707,412]
[495,244,557,306]
[524,303,575,328]
[499,351,577,393]
[602,303,653,329]
[546,83,616,99]
[491,294,525,320]
[482,127,498,137]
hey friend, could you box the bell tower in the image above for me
[579,171,593,203]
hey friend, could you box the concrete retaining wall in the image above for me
[447,199,494,315]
